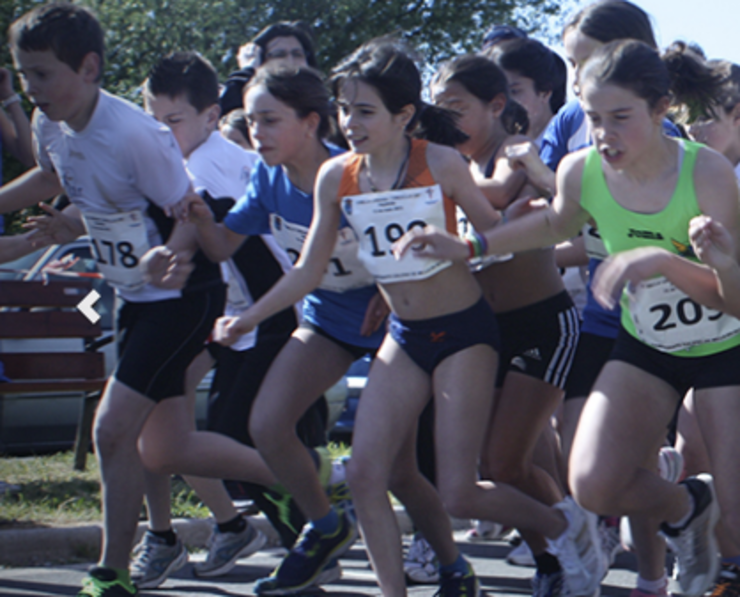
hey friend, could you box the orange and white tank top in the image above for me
[338,139,456,285]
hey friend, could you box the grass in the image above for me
[0,443,350,529]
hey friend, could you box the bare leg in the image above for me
[249,330,355,521]
[94,378,157,569]
[569,361,690,523]
[348,337,434,597]
[481,372,564,556]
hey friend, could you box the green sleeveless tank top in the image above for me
[580,140,740,356]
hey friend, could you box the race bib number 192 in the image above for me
[82,210,150,291]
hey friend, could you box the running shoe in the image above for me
[466,520,506,542]
[254,510,357,595]
[78,567,138,597]
[599,517,623,567]
[532,570,571,597]
[129,531,187,589]
[660,474,720,597]
[507,541,536,567]
[193,522,267,577]
[711,563,740,597]
[405,532,440,584]
[547,496,607,596]
[435,560,480,597]
[658,447,685,484]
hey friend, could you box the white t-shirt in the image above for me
[187,131,257,199]
[187,131,293,351]
[33,90,192,303]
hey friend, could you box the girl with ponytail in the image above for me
[216,37,604,597]
[396,38,740,597]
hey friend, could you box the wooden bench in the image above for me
[0,279,108,470]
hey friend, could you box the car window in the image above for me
[0,248,46,280]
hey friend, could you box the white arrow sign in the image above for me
[77,289,101,324]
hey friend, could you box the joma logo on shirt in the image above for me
[627,229,664,240]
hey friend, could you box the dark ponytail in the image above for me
[415,102,469,146]
[331,37,469,147]
[663,42,725,121]
[581,39,724,119]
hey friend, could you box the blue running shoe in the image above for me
[254,511,356,595]
[435,561,480,597]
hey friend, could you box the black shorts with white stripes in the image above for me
[495,290,580,390]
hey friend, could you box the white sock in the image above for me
[636,572,667,594]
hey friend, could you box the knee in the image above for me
[138,441,177,474]
[93,411,134,460]
[438,483,476,520]
[487,459,528,488]
[346,455,387,499]
[249,410,290,453]
[569,471,615,515]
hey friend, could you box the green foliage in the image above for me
[84,0,562,99]
[0,0,564,232]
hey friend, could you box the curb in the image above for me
[0,508,471,567]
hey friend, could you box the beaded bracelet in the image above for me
[466,232,489,259]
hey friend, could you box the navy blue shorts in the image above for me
[389,298,500,375]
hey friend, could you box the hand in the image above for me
[165,192,213,225]
[360,291,389,336]
[0,67,14,100]
[23,202,84,246]
[237,43,262,69]
[591,247,670,310]
[392,225,469,262]
[504,196,548,221]
[140,246,194,290]
[213,314,256,346]
[689,215,737,272]
[505,142,555,195]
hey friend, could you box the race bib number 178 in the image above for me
[82,210,150,291]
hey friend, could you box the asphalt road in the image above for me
[0,531,648,597]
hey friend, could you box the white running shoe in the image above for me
[661,474,720,597]
[547,496,607,596]
[507,541,536,567]
[404,532,440,584]
[194,522,267,577]
[130,531,188,589]
[466,520,506,542]
[598,518,623,567]
[658,447,684,484]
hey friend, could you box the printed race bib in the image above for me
[629,276,740,352]
[269,214,374,293]
[583,224,608,260]
[456,205,512,270]
[342,185,451,284]
[82,210,150,291]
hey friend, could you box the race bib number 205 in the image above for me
[82,210,150,291]
[629,276,740,352]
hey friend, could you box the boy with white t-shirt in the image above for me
[130,51,329,589]
[1,7,307,597]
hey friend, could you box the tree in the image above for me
[0,0,564,233]
[87,0,562,98]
